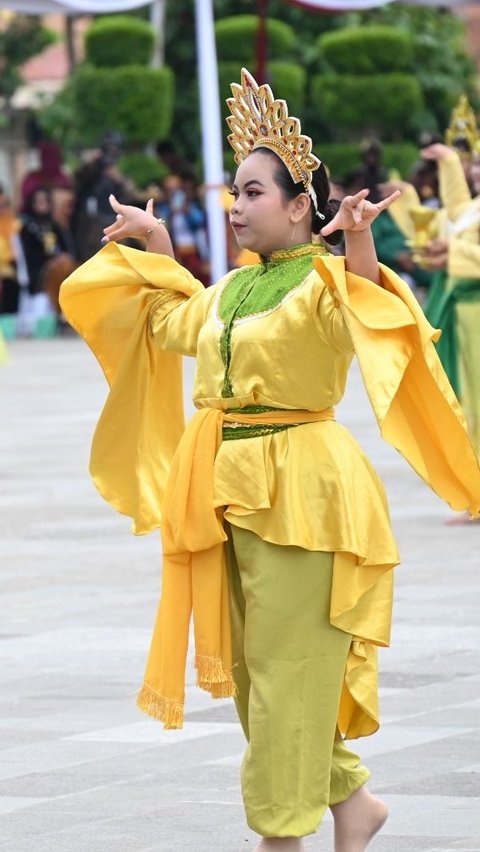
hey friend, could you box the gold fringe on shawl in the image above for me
[139,407,336,730]
[136,685,184,729]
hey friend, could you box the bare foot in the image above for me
[330,785,388,852]
[446,512,480,526]
[254,839,304,852]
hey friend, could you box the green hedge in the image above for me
[223,142,419,185]
[118,152,168,189]
[215,15,296,64]
[317,143,419,183]
[219,61,306,126]
[72,65,174,146]
[311,73,424,141]
[85,15,155,67]
[318,26,414,75]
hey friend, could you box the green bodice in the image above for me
[219,243,329,398]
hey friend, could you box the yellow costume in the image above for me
[425,150,480,454]
[60,238,480,835]
[61,241,479,697]
[0,331,8,364]
[59,69,480,840]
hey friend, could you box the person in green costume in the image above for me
[422,143,480,463]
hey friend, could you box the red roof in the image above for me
[22,41,69,83]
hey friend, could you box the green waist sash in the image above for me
[223,405,297,441]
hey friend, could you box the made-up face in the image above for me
[229,151,304,257]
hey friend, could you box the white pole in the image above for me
[150,0,166,67]
[194,0,228,284]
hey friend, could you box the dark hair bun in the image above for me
[312,198,342,246]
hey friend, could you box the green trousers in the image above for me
[226,524,370,838]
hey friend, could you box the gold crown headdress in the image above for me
[226,68,322,215]
[445,95,480,156]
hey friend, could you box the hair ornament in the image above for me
[445,94,480,156]
[226,68,321,205]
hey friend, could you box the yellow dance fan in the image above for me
[226,68,320,198]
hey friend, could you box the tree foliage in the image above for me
[0,15,57,104]
[345,3,478,129]
[36,1,480,182]
[319,26,413,74]
[38,15,173,156]
[319,142,419,185]
[85,15,155,68]
[312,73,424,142]
[215,15,296,63]
[72,65,174,147]
[163,0,344,162]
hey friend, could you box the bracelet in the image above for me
[145,217,166,242]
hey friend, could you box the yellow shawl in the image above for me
[137,406,335,729]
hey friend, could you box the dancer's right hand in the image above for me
[101,194,159,243]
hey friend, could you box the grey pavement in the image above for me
[1,336,479,852]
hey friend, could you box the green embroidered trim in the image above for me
[218,243,328,323]
[227,404,282,413]
[263,243,328,265]
[223,423,294,441]
[219,243,328,398]
[222,405,300,441]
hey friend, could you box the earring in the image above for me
[291,223,297,241]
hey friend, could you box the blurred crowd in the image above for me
[0,135,212,338]
[0,119,478,339]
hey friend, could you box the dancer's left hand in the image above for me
[321,188,401,237]
[421,237,449,270]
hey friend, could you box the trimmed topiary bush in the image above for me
[269,62,306,116]
[72,65,174,146]
[317,142,419,183]
[85,15,155,68]
[215,15,296,64]
[223,142,419,186]
[311,73,424,141]
[118,152,169,189]
[318,26,414,75]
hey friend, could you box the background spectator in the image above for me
[0,186,21,316]
[155,171,209,285]
[20,140,71,213]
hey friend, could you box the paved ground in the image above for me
[0,336,479,852]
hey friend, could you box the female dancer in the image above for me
[60,70,480,852]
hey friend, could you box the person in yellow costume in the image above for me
[60,70,480,852]
[0,330,8,364]
[421,140,480,467]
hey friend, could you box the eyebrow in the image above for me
[231,179,265,190]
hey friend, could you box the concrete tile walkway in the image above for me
[1,338,479,851]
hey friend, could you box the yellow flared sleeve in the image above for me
[314,255,480,516]
[59,242,205,535]
[388,182,421,241]
[439,151,473,222]
[448,237,480,278]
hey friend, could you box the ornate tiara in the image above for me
[445,94,480,155]
[226,68,321,198]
